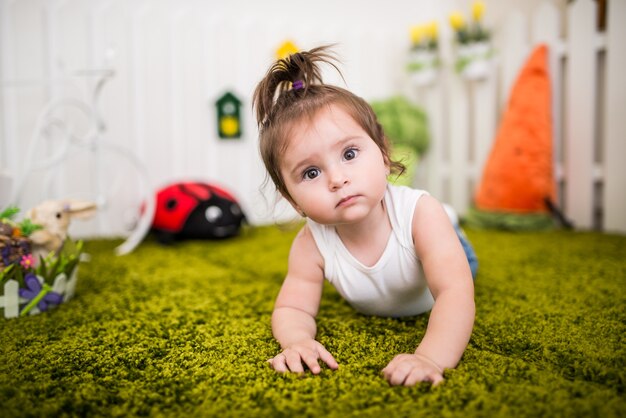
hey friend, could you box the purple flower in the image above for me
[1,245,11,265]
[19,273,63,313]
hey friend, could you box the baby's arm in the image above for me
[268,225,339,374]
[382,195,475,386]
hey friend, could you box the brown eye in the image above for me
[303,168,320,180]
[56,212,62,219]
[343,148,358,160]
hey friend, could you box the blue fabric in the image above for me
[455,225,478,279]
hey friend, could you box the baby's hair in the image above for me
[252,45,405,201]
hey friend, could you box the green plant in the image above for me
[0,206,82,287]
[370,96,429,157]
[370,96,430,187]
[35,239,84,283]
[0,206,42,237]
[409,21,439,52]
[449,1,491,45]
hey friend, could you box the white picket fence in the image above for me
[414,0,626,233]
[0,270,78,318]
[1,0,624,237]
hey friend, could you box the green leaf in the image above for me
[15,266,24,286]
[0,264,16,283]
[0,206,20,221]
[36,255,48,278]
[18,219,43,236]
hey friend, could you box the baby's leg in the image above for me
[443,204,478,279]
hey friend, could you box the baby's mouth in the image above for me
[336,195,358,207]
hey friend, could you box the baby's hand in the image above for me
[382,353,444,386]
[267,339,339,375]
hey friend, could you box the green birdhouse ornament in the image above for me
[216,92,242,139]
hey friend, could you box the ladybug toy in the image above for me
[151,182,246,244]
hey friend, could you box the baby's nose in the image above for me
[328,169,349,190]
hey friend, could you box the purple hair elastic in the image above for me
[292,80,304,91]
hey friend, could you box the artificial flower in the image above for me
[19,273,63,314]
[409,21,438,52]
[449,2,490,45]
[425,21,438,40]
[20,254,35,270]
[410,25,424,46]
[472,1,486,21]
[449,12,465,31]
[276,41,299,60]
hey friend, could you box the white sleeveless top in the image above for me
[307,184,434,317]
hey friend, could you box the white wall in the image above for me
[0,0,564,239]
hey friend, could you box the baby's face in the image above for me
[280,104,389,226]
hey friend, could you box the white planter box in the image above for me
[407,49,439,87]
[1,268,78,318]
[456,41,493,81]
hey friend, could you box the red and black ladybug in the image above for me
[151,182,246,244]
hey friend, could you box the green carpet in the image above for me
[1,225,624,417]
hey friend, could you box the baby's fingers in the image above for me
[317,346,339,370]
[283,350,305,373]
[268,354,289,373]
[268,352,304,373]
[383,363,412,386]
[300,351,322,374]
[302,344,339,374]
[403,368,444,387]
[382,354,444,386]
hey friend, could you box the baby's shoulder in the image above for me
[411,194,457,251]
[291,224,322,257]
[293,224,315,247]
[288,224,325,278]
[387,184,429,201]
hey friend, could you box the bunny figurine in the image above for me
[26,200,97,259]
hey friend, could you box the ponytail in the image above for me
[253,45,341,129]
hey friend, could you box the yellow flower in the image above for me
[449,11,465,31]
[472,1,486,21]
[425,21,438,39]
[410,25,424,45]
[276,41,299,60]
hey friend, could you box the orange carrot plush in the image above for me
[474,44,556,213]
